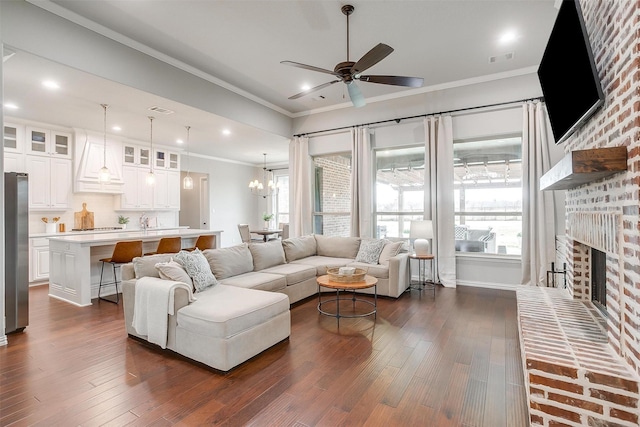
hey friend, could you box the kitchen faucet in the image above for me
[140,212,149,231]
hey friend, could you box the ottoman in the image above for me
[175,284,290,372]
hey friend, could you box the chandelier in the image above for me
[249,153,280,198]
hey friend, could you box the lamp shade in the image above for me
[410,220,433,256]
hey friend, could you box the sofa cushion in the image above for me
[177,284,289,339]
[219,271,286,292]
[203,244,253,280]
[379,241,404,266]
[261,263,317,286]
[281,235,316,262]
[155,259,194,288]
[355,239,386,264]
[315,235,361,258]
[175,249,219,292]
[291,255,354,275]
[347,261,390,279]
[133,253,175,279]
[249,240,286,271]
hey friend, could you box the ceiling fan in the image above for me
[281,4,424,108]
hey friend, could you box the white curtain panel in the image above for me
[289,136,313,237]
[521,102,556,286]
[350,127,373,238]
[425,116,457,287]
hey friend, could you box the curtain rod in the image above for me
[293,96,544,138]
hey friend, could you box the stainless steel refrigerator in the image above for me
[5,172,29,333]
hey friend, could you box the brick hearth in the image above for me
[517,287,639,426]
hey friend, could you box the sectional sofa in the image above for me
[121,234,409,371]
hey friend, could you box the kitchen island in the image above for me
[48,228,222,306]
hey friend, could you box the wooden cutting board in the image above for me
[74,203,94,230]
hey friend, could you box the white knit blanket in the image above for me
[132,277,196,349]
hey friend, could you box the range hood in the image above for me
[540,146,628,191]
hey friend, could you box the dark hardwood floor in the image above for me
[0,284,527,426]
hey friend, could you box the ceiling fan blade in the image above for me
[288,80,340,100]
[281,60,341,77]
[358,75,424,88]
[347,82,366,108]
[350,43,394,74]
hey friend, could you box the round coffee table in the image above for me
[316,274,378,322]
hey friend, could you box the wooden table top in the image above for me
[317,274,378,290]
[408,253,435,260]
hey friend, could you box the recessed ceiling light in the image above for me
[301,84,311,91]
[499,30,517,45]
[4,103,19,110]
[176,139,184,144]
[112,125,121,131]
[42,80,60,89]
[222,129,231,136]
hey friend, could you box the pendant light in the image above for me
[146,116,155,186]
[183,125,194,190]
[98,104,111,183]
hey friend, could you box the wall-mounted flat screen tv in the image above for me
[537,0,604,145]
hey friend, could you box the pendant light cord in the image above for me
[186,126,191,175]
[101,104,108,168]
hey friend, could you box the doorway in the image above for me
[179,171,209,229]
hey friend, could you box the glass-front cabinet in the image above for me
[26,126,71,158]
[4,123,22,152]
[123,144,150,167]
[155,149,179,170]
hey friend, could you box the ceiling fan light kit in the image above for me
[282,4,423,108]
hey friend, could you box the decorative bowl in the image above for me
[326,267,367,283]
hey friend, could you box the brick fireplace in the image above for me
[518,0,640,425]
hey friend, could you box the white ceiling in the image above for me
[4,0,559,165]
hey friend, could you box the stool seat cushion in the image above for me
[177,284,289,339]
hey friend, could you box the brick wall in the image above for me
[314,155,351,237]
[559,0,640,377]
[520,1,640,424]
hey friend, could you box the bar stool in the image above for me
[144,237,182,255]
[99,240,143,304]
[184,235,216,251]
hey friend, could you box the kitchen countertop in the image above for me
[47,228,220,245]
[30,226,189,238]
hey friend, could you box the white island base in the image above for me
[48,229,221,306]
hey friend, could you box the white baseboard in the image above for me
[456,279,519,291]
[0,334,7,346]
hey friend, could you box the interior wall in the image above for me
[187,155,261,247]
[0,0,7,345]
[179,171,207,229]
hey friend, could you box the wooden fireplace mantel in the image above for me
[540,146,628,191]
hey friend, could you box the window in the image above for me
[274,174,289,225]
[454,136,522,255]
[374,146,426,238]
[313,153,351,237]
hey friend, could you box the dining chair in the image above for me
[145,236,182,255]
[99,240,143,304]
[238,224,261,243]
[184,234,216,251]
[279,223,290,240]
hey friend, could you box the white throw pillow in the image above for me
[155,259,194,289]
[355,239,387,264]
[174,249,219,292]
[378,241,404,266]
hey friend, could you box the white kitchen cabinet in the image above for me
[123,144,151,167]
[154,149,179,170]
[4,123,24,153]
[30,237,50,282]
[152,169,180,209]
[118,165,154,210]
[26,156,72,210]
[4,152,25,173]
[4,123,26,172]
[26,126,72,158]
